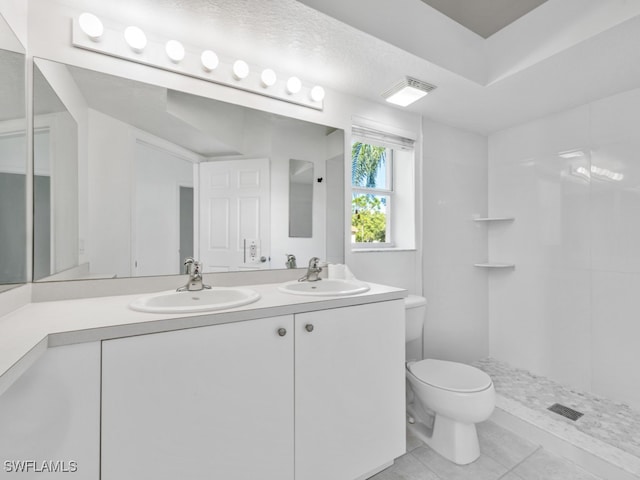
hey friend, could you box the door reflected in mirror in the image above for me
[32,58,345,281]
[289,159,313,238]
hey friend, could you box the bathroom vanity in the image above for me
[0,282,406,480]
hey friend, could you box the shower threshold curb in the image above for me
[491,394,640,480]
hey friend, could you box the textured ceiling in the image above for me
[419,0,548,38]
[19,0,640,134]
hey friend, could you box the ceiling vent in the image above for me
[382,76,437,107]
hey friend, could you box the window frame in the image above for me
[351,141,395,248]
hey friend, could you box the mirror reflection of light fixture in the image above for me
[78,12,103,41]
[232,60,249,80]
[310,85,325,102]
[261,68,277,88]
[165,40,185,63]
[201,50,219,72]
[124,26,147,53]
[286,76,301,94]
[382,76,436,107]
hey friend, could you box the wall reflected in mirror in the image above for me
[0,49,26,286]
[32,58,345,281]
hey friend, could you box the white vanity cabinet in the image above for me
[295,300,406,480]
[101,315,295,480]
[101,300,405,480]
[0,342,101,479]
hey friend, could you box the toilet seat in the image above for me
[408,359,492,393]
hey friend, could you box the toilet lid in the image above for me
[408,359,492,393]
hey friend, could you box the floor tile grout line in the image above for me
[495,445,543,479]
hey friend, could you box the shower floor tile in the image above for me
[473,357,640,476]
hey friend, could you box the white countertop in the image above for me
[0,281,406,396]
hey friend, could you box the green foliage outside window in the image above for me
[351,141,389,243]
[352,194,386,243]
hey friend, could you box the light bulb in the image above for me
[78,13,103,41]
[232,60,249,80]
[261,69,277,87]
[201,50,219,72]
[124,26,147,53]
[286,76,301,94]
[165,40,185,63]
[310,85,325,102]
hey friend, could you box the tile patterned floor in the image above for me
[472,357,640,460]
[371,421,601,480]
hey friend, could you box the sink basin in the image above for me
[278,279,370,296]
[130,287,261,313]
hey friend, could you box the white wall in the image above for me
[86,109,133,278]
[422,119,489,363]
[488,86,640,409]
[134,141,194,276]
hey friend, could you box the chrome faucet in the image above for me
[285,254,297,269]
[299,257,323,282]
[177,257,212,292]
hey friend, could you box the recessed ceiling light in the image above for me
[382,77,436,107]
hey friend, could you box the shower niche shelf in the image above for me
[474,215,515,269]
[474,263,515,269]
[473,217,515,222]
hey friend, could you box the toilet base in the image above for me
[407,403,480,465]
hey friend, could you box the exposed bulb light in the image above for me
[165,40,185,63]
[78,13,103,42]
[201,50,219,72]
[310,85,325,102]
[286,76,301,94]
[382,76,436,107]
[124,26,147,53]
[261,69,277,88]
[232,60,249,80]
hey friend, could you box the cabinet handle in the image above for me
[277,328,287,337]
[305,324,314,333]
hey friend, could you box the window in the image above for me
[351,142,393,245]
[351,126,416,250]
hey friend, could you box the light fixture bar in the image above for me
[382,76,436,107]
[71,15,324,111]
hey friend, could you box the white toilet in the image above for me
[404,295,495,465]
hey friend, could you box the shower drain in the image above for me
[548,403,584,421]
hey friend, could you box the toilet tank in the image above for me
[405,295,427,342]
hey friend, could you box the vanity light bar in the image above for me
[72,13,325,111]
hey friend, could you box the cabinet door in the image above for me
[0,343,101,479]
[295,300,406,480]
[102,316,294,480]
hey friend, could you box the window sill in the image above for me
[351,247,416,253]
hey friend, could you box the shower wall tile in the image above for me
[489,84,640,409]
[590,140,640,273]
[591,271,640,410]
[423,119,488,363]
[590,87,640,147]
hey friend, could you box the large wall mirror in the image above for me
[0,20,26,292]
[33,57,345,281]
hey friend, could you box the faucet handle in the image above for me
[183,257,195,274]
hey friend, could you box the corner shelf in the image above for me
[474,263,515,269]
[474,216,516,270]
[473,217,515,222]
